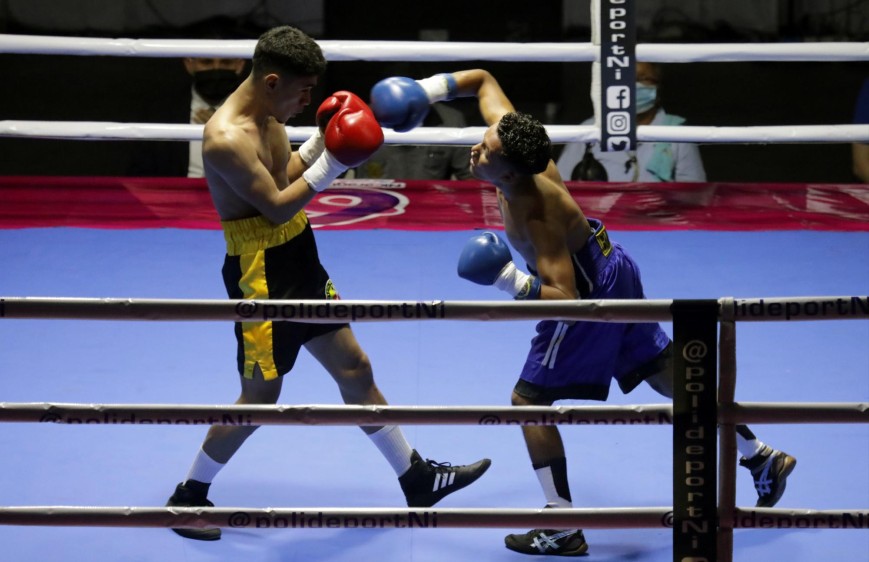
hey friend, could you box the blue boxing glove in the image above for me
[457,232,542,300]
[369,73,458,132]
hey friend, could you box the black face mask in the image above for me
[192,69,241,105]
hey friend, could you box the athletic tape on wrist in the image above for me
[494,262,523,296]
[439,73,458,100]
[298,129,325,166]
[493,262,541,300]
[417,73,457,103]
[302,150,348,193]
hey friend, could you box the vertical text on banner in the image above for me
[600,0,637,151]
[672,300,719,561]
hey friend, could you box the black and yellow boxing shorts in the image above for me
[221,212,345,380]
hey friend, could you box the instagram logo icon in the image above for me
[607,111,630,135]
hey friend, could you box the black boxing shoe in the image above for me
[739,445,797,508]
[399,450,491,508]
[166,480,221,541]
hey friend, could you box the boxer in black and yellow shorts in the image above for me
[221,211,346,380]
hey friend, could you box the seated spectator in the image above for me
[182,56,247,177]
[128,56,246,178]
[128,19,247,177]
[557,62,706,182]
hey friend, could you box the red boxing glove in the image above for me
[318,91,384,167]
[303,92,385,192]
[316,91,368,129]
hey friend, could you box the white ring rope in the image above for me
[1,35,866,144]
[0,402,865,426]
[0,506,669,530]
[0,506,865,530]
[3,122,867,144]
[0,403,674,426]
[1,296,866,323]
[0,34,866,62]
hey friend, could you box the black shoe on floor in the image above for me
[739,444,797,508]
[399,450,491,508]
[166,480,221,541]
[505,528,589,556]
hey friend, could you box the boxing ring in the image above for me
[1,17,869,562]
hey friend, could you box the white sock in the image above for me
[535,465,572,508]
[736,435,765,459]
[368,425,414,476]
[185,447,226,484]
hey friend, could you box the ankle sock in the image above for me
[185,447,225,485]
[368,425,414,476]
[533,457,572,508]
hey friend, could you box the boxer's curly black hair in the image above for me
[496,112,551,175]
[253,26,327,78]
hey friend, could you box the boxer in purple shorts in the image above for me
[515,219,672,403]
[369,67,797,556]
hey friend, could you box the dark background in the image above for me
[1,0,867,183]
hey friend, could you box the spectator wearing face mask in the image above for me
[127,22,247,178]
[183,56,247,177]
[127,58,246,178]
[556,62,706,183]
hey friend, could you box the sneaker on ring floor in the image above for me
[165,480,221,541]
[739,444,797,508]
[399,450,491,508]
[505,528,589,556]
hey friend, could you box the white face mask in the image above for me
[636,83,658,113]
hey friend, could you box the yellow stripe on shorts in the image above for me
[222,212,309,381]
[238,249,279,381]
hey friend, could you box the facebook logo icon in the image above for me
[606,85,631,109]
